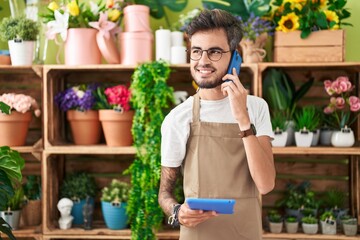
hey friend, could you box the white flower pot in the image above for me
[311,129,320,146]
[272,131,288,147]
[320,129,333,145]
[320,220,337,235]
[269,222,283,233]
[331,127,355,147]
[295,131,313,147]
[8,40,35,66]
[302,223,318,234]
[285,221,298,233]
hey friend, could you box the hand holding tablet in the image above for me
[186,198,236,214]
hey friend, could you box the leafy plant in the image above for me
[127,60,174,240]
[262,68,314,121]
[0,16,39,41]
[285,215,298,223]
[2,186,24,211]
[320,210,335,222]
[271,110,288,132]
[202,0,271,21]
[293,106,322,132]
[23,175,41,201]
[268,210,282,223]
[322,188,346,210]
[101,179,130,203]
[60,172,97,201]
[341,215,357,225]
[94,84,132,111]
[301,215,318,224]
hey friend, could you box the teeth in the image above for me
[199,70,212,74]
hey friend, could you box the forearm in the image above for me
[242,135,275,194]
[158,166,181,216]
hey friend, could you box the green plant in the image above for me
[322,188,346,210]
[341,215,357,225]
[23,175,41,201]
[0,16,39,41]
[285,215,298,223]
[293,106,322,132]
[60,172,97,201]
[301,215,318,224]
[262,68,314,121]
[127,60,174,240]
[101,179,130,203]
[2,186,24,211]
[271,0,352,38]
[271,110,288,132]
[268,210,282,223]
[320,210,335,222]
[202,0,271,21]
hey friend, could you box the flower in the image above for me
[237,13,274,41]
[41,0,129,41]
[172,8,201,31]
[55,84,98,111]
[94,84,132,112]
[0,93,41,117]
[271,0,351,38]
[323,76,360,129]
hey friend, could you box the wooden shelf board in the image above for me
[43,145,136,155]
[272,147,360,155]
[263,232,360,239]
[12,225,42,238]
[259,62,360,71]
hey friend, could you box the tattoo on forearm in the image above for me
[158,166,180,216]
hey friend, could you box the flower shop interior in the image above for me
[1,0,360,239]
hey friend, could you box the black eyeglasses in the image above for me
[186,48,231,62]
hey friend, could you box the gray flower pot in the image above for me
[320,220,337,235]
[285,221,299,233]
[302,223,318,234]
[342,218,358,236]
[269,222,283,233]
[0,210,21,230]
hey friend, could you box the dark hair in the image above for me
[186,9,243,51]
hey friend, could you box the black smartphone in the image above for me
[224,50,242,82]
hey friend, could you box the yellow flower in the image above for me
[283,0,305,11]
[48,1,59,11]
[67,0,80,16]
[108,9,121,22]
[324,10,339,29]
[312,0,327,8]
[276,12,300,32]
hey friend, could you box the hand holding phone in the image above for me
[224,50,242,82]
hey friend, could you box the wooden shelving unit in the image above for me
[1,63,359,239]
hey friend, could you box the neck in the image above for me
[198,87,226,100]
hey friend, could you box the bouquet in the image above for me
[237,12,274,42]
[55,84,98,111]
[323,76,360,129]
[94,84,132,112]
[0,93,41,117]
[271,0,351,38]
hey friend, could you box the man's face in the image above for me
[189,28,232,89]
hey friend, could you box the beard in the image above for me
[191,64,227,89]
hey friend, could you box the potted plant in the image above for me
[60,172,97,225]
[0,16,39,66]
[0,93,41,147]
[293,106,321,147]
[267,210,283,233]
[340,215,358,236]
[284,215,299,234]
[94,84,134,146]
[271,110,288,147]
[322,188,348,225]
[101,179,130,230]
[0,186,25,230]
[301,215,318,234]
[319,210,337,235]
[55,84,101,145]
[323,76,360,147]
[21,175,42,226]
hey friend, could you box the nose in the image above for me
[198,50,211,64]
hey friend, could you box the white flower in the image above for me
[46,10,69,41]
[89,1,100,16]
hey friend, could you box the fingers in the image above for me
[178,204,218,228]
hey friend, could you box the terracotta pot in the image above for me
[99,110,134,146]
[66,110,101,145]
[21,199,41,226]
[65,28,101,65]
[0,111,32,146]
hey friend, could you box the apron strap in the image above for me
[192,93,200,123]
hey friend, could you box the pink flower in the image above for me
[89,12,117,39]
[324,106,335,114]
[0,93,41,116]
[104,85,131,112]
[336,76,352,92]
[349,96,360,112]
[335,97,345,109]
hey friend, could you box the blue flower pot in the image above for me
[101,201,128,230]
[71,198,94,225]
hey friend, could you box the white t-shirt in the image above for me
[161,95,274,167]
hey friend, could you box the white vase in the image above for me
[8,40,35,66]
[295,130,314,147]
[331,127,355,147]
[272,131,288,147]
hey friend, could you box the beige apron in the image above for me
[180,93,262,240]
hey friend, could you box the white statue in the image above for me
[57,198,74,230]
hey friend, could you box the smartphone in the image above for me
[224,50,242,82]
[186,198,236,214]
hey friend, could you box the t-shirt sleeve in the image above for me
[254,98,274,139]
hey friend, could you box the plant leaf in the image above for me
[134,0,187,19]
[0,217,16,240]
[0,102,11,115]
[0,146,24,184]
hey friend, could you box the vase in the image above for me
[0,111,32,146]
[118,32,153,65]
[8,40,35,66]
[331,126,355,147]
[66,110,101,145]
[64,28,101,65]
[99,110,134,146]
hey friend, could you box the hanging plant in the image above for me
[127,60,174,240]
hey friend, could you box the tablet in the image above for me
[186,198,236,214]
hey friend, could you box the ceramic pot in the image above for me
[101,201,128,230]
[302,223,318,234]
[295,130,314,147]
[0,210,21,230]
[269,222,283,233]
[272,130,288,147]
[285,221,298,233]
[311,129,320,146]
[8,40,35,66]
[342,218,358,236]
[99,110,134,146]
[320,220,337,235]
[331,126,355,147]
[285,120,295,146]
[65,28,101,65]
[66,110,101,145]
[0,111,32,146]
[320,128,333,145]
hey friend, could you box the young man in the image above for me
[158,9,276,240]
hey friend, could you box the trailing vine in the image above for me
[128,60,174,240]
